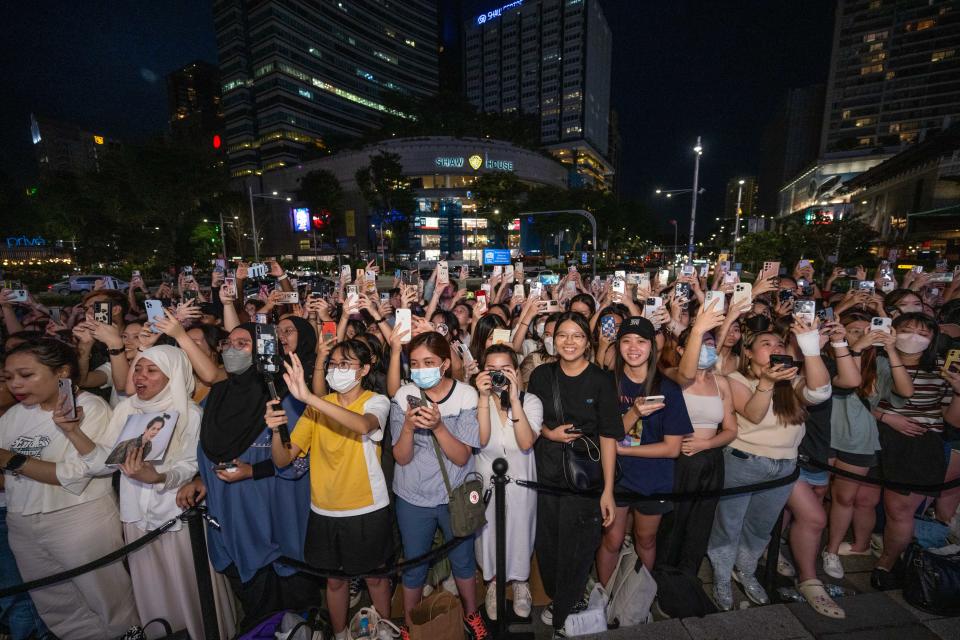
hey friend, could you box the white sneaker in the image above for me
[485,579,497,621]
[442,575,459,596]
[821,551,844,579]
[513,581,532,618]
[540,603,553,626]
[777,551,796,577]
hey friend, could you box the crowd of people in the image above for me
[0,256,958,640]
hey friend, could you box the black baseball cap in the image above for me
[617,316,656,341]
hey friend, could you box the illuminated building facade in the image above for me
[29,113,120,176]
[463,0,614,189]
[166,60,224,145]
[212,0,439,177]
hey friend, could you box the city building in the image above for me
[29,113,120,176]
[255,136,568,260]
[212,0,440,178]
[720,176,760,245]
[777,0,960,220]
[463,0,614,189]
[166,60,224,145]
[759,85,824,215]
[846,124,960,260]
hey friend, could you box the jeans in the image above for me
[395,498,476,589]
[707,448,796,584]
[535,492,602,630]
[0,507,51,640]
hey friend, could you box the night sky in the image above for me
[2,0,835,236]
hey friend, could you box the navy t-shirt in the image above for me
[617,375,693,496]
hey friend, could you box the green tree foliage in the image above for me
[297,169,344,243]
[355,151,416,251]
[472,171,527,246]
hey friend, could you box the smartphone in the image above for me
[512,284,525,301]
[223,276,237,298]
[871,316,892,333]
[817,307,835,323]
[944,349,960,373]
[723,272,739,284]
[600,315,617,340]
[769,354,795,369]
[9,289,28,303]
[567,265,577,274]
[681,263,695,277]
[380,292,390,304]
[93,301,113,324]
[644,296,663,323]
[793,300,816,325]
[539,273,560,285]
[658,269,671,286]
[911,265,924,274]
[255,312,268,324]
[213,462,238,472]
[183,289,199,303]
[395,309,412,343]
[638,272,651,288]
[493,266,503,277]
[406,394,426,410]
[57,378,77,421]
[453,339,474,365]
[704,290,725,312]
[255,323,280,374]
[48,306,62,324]
[732,282,752,307]
[720,260,731,273]
[274,290,299,304]
[340,265,352,282]
[859,280,876,292]
[491,328,511,345]
[321,321,337,343]
[643,395,666,405]
[503,264,514,281]
[529,281,544,298]
[144,299,165,333]
[564,426,584,435]
[928,271,954,283]
[674,282,691,302]
[247,263,268,279]
[845,267,859,277]
[798,259,811,270]
[762,261,780,279]
[475,291,488,315]
[612,278,626,299]
[614,270,626,280]
[346,288,359,313]
[513,262,524,276]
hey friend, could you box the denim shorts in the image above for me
[799,466,830,487]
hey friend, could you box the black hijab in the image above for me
[200,323,273,462]
[283,315,318,383]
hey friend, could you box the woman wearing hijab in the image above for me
[88,345,237,639]
[176,324,314,632]
[276,315,318,415]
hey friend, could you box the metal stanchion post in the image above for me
[763,508,785,603]
[492,458,509,638]
[183,508,221,640]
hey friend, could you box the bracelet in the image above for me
[510,418,521,423]
[849,349,862,357]
[890,364,905,368]
[756,386,773,393]
[830,341,849,348]
[835,353,852,358]
[276,273,288,280]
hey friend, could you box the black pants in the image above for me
[656,447,724,576]
[224,564,323,633]
[535,492,602,630]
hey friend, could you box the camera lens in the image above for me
[490,371,506,386]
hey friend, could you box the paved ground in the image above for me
[494,548,960,639]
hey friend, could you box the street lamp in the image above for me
[248,187,294,262]
[731,178,745,264]
[688,137,703,261]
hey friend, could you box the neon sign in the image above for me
[434,155,515,171]
[476,0,523,25]
[291,207,311,233]
[435,156,465,168]
[6,236,47,248]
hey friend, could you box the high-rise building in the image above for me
[463,0,613,189]
[759,85,824,214]
[29,113,120,176]
[212,0,440,177]
[778,0,960,219]
[166,60,224,145]
[724,176,759,222]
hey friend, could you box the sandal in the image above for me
[797,579,845,619]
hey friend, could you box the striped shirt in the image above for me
[878,360,951,433]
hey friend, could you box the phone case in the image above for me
[395,309,412,343]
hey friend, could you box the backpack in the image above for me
[605,542,657,628]
[651,565,717,619]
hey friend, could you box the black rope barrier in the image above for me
[798,455,960,493]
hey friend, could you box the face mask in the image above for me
[535,321,546,336]
[543,336,556,356]
[326,368,361,393]
[222,348,253,375]
[411,367,442,389]
[698,345,718,370]
[895,333,930,354]
[899,305,922,314]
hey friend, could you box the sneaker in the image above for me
[732,567,769,605]
[484,579,497,621]
[442,575,459,596]
[870,567,898,591]
[540,603,553,626]
[513,581,533,618]
[870,533,884,558]
[713,581,733,611]
[821,550,844,579]
[376,619,402,640]
[463,611,489,640]
[777,551,796,577]
[838,541,872,556]
[349,577,365,609]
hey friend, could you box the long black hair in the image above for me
[892,311,940,372]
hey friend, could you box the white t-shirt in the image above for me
[95,361,124,408]
[0,392,114,515]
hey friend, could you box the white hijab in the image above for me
[110,345,196,460]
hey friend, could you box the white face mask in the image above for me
[895,333,931,355]
[899,304,923,315]
[543,336,556,356]
[326,368,361,393]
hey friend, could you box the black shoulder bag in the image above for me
[551,365,619,492]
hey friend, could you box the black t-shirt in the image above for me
[798,358,837,470]
[528,361,624,488]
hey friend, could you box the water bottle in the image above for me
[358,613,369,638]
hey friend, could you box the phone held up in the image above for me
[57,379,78,421]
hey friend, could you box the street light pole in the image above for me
[217,211,228,259]
[687,137,702,261]
[247,185,260,263]
[731,178,744,264]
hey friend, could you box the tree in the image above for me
[297,169,344,246]
[472,171,527,246]
[355,151,416,252]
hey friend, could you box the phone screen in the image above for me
[93,301,113,324]
[58,379,77,420]
[255,324,280,373]
[321,321,337,343]
[395,309,412,343]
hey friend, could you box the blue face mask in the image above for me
[411,366,443,389]
[698,345,718,370]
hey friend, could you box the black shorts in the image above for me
[830,449,877,468]
[304,506,395,574]
[615,492,674,515]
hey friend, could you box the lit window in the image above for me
[372,50,398,65]
[916,19,935,31]
[886,71,896,80]
[855,117,873,127]
[888,123,900,133]
[863,31,887,42]
[404,38,416,47]
[858,136,872,146]
[860,64,883,75]
[932,49,955,62]
[842,110,851,119]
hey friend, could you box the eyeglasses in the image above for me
[219,339,252,350]
[327,361,360,372]
[555,332,587,342]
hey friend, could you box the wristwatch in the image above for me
[3,453,27,475]
[107,347,125,356]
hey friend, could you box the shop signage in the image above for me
[433,154,515,172]
[476,0,523,25]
